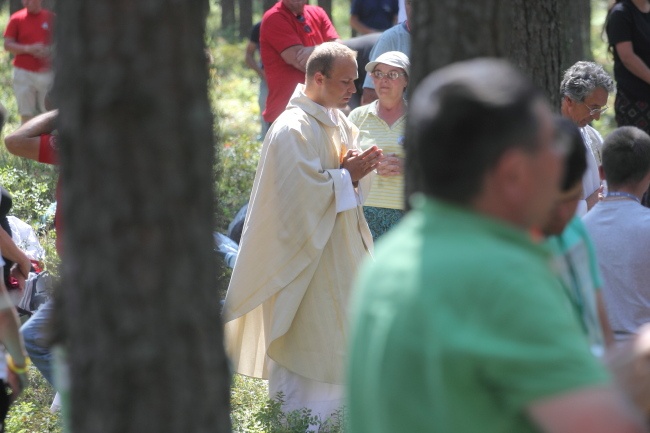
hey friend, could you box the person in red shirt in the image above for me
[261,0,340,124]
[3,0,54,124]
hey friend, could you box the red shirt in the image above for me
[39,134,61,254]
[4,8,54,72]
[260,3,338,123]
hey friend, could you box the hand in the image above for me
[6,368,27,403]
[28,43,49,58]
[377,153,402,177]
[10,260,30,290]
[342,146,383,183]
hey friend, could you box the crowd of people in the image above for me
[226,0,650,432]
[3,0,650,431]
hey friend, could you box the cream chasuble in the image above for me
[223,85,373,385]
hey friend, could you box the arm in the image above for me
[281,45,311,72]
[614,41,650,85]
[244,41,265,79]
[5,109,58,161]
[0,277,28,400]
[596,292,615,348]
[350,15,379,35]
[586,188,600,211]
[528,386,646,433]
[0,229,30,289]
[4,37,49,58]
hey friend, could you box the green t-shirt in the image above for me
[347,196,610,433]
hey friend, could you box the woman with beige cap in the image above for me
[348,51,409,240]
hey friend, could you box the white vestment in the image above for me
[223,85,373,415]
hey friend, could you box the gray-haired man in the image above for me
[560,61,615,214]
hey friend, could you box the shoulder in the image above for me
[262,4,287,23]
[8,9,26,22]
[609,1,634,21]
[583,124,603,143]
[348,104,373,124]
[305,5,333,23]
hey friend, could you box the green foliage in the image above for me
[0,165,57,227]
[5,366,61,433]
[231,378,346,433]
[219,135,260,225]
[253,393,346,433]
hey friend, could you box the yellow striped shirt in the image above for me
[348,101,406,210]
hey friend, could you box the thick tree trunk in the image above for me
[263,0,276,14]
[410,0,579,108]
[239,0,253,39]
[54,1,231,432]
[221,0,236,35]
[561,0,591,67]
[317,0,332,18]
[9,0,20,14]
[407,0,587,202]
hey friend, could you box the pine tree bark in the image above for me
[410,0,588,110]
[317,0,332,19]
[53,1,231,432]
[239,0,253,39]
[263,0,276,14]
[221,0,236,35]
[406,0,589,203]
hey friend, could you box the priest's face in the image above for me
[318,57,358,109]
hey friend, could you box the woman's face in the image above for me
[371,63,408,102]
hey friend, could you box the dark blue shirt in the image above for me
[351,0,398,32]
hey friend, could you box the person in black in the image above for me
[606,0,650,133]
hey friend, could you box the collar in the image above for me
[286,84,341,127]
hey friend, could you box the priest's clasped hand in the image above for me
[342,146,383,183]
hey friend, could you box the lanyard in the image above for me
[605,191,640,203]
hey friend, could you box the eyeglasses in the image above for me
[371,70,406,81]
[581,101,608,116]
[296,14,312,33]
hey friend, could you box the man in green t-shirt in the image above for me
[347,59,645,433]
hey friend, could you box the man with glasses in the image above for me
[560,61,615,214]
[260,0,340,125]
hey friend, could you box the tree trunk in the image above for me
[221,0,236,36]
[54,1,231,432]
[317,0,332,19]
[263,0,276,14]
[9,0,55,14]
[410,0,588,109]
[239,0,253,39]
[407,0,587,201]
[561,0,591,67]
[9,0,20,14]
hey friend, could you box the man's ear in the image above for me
[493,148,530,203]
[598,165,605,181]
[313,71,325,86]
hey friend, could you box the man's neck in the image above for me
[608,184,645,201]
